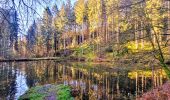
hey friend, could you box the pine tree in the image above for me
[26,21,37,48]
[10,9,19,52]
[42,7,53,55]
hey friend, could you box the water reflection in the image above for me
[0,61,168,100]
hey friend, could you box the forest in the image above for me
[0,0,170,99]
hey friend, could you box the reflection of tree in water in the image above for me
[53,64,168,100]
[25,62,37,88]
[0,61,168,99]
[0,62,17,99]
[24,61,60,85]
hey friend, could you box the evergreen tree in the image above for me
[10,9,19,51]
[42,7,53,54]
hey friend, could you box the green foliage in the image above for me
[57,85,74,100]
[73,43,97,61]
[19,86,45,100]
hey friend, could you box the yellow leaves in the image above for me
[54,5,67,31]
[74,0,86,25]
[126,41,153,52]
[87,0,101,32]
[145,0,162,18]
[145,0,164,35]
[128,69,167,79]
[119,21,129,32]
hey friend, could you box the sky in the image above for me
[23,0,77,35]
[0,0,77,35]
[37,0,77,19]
[26,0,77,35]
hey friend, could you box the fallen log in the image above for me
[0,57,63,62]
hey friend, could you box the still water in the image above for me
[0,61,168,100]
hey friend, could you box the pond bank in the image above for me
[0,56,113,62]
[0,57,62,62]
[19,84,77,100]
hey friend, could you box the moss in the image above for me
[19,86,45,100]
[56,85,74,100]
[19,84,73,100]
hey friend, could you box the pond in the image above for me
[0,61,168,100]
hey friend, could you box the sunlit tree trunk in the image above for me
[82,23,84,43]
[54,32,57,56]
[142,74,144,94]
[96,27,99,52]
[101,0,107,44]
[64,35,66,55]
[167,0,170,55]
[116,73,120,97]
[152,29,156,45]
[141,21,144,49]
[72,24,77,47]
[135,20,139,49]
[116,3,120,48]
[135,72,138,98]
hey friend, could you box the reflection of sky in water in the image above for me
[15,70,28,100]
[0,61,168,100]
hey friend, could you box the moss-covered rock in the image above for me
[19,84,74,100]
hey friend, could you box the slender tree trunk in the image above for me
[81,23,84,55]
[72,24,76,47]
[116,4,120,48]
[167,0,170,55]
[152,29,156,45]
[97,27,99,52]
[135,20,138,49]
[64,36,66,55]
[54,32,57,56]
[141,21,144,49]
[81,23,84,43]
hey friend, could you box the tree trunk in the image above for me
[167,0,170,55]
[64,36,66,55]
[141,21,144,49]
[135,20,138,49]
[54,33,57,55]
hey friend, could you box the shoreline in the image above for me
[0,56,114,62]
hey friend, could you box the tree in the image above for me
[74,0,86,44]
[54,3,68,53]
[52,4,59,16]
[26,21,37,49]
[9,8,19,52]
[42,7,53,55]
